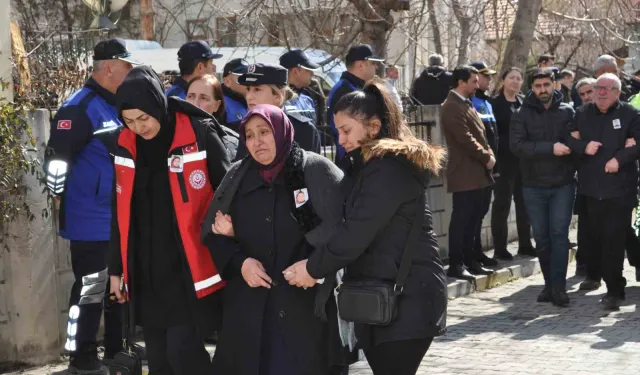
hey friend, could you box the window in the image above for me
[216,17,237,47]
[187,19,208,41]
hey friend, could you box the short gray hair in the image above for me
[596,73,622,90]
[428,53,444,67]
[594,54,617,72]
[92,60,105,72]
[575,77,596,91]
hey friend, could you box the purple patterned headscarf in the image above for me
[240,104,295,183]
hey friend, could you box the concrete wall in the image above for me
[0,109,72,365]
[408,105,524,260]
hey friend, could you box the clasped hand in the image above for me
[283,259,317,289]
[212,210,234,237]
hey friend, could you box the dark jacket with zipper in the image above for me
[490,92,523,175]
[108,68,230,332]
[306,139,448,350]
[567,101,640,202]
[510,90,576,188]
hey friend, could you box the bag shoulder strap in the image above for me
[394,188,426,292]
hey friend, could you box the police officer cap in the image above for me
[177,41,223,61]
[223,58,249,77]
[93,38,141,65]
[470,61,497,76]
[345,44,385,65]
[238,64,288,86]
[280,49,320,71]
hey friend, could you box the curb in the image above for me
[447,248,578,299]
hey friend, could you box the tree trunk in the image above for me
[499,0,542,78]
[427,0,443,55]
[140,0,155,41]
[451,0,470,67]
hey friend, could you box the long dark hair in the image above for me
[333,78,445,174]
[186,74,226,122]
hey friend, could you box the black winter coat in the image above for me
[205,152,346,375]
[490,92,523,176]
[307,139,448,350]
[567,101,640,202]
[510,91,576,188]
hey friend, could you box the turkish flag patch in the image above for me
[183,144,198,154]
[57,120,72,130]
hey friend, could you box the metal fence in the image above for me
[17,29,106,109]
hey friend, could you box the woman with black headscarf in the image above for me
[108,65,230,374]
[202,104,351,375]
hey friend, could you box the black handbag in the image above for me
[336,191,425,326]
[108,296,142,375]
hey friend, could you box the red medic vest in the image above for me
[114,112,225,299]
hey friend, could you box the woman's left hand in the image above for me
[283,259,317,288]
[212,210,235,237]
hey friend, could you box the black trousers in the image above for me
[68,240,122,357]
[449,189,487,268]
[144,325,213,375]
[491,172,532,252]
[473,186,493,255]
[575,194,587,267]
[364,338,433,375]
[585,197,630,297]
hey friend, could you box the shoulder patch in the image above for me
[57,120,72,130]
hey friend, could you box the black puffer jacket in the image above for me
[510,90,576,188]
[567,101,640,201]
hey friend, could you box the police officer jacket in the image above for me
[327,71,366,159]
[567,101,640,201]
[44,77,121,241]
[165,76,188,99]
[471,91,499,168]
[285,107,322,154]
[222,84,248,132]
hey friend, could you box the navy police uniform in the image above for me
[221,58,250,132]
[165,40,222,99]
[44,38,139,370]
[238,63,321,155]
[327,44,384,160]
[280,49,321,126]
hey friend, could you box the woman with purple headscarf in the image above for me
[202,104,353,374]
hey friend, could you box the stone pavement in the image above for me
[9,230,640,375]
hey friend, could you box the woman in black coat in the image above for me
[108,66,230,374]
[489,67,534,260]
[285,79,448,375]
[203,104,350,375]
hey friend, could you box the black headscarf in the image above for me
[116,66,174,169]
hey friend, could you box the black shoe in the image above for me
[68,356,107,374]
[467,261,495,275]
[551,287,570,307]
[447,265,476,281]
[575,264,587,277]
[494,250,513,261]
[479,254,498,267]
[537,287,552,303]
[601,296,621,311]
[569,241,578,249]
[517,247,537,257]
[579,279,601,291]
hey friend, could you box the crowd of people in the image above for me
[44,38,447,375]
[43,36,640,375]
[439,53,640,312]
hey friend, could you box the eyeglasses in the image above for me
[593,85,618,92]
